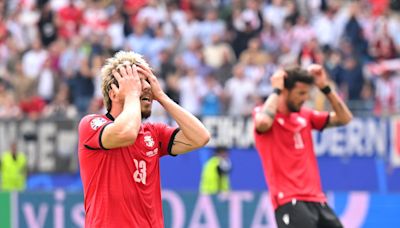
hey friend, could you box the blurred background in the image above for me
[0,0,400,227]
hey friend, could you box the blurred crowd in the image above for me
[0,0,400,121]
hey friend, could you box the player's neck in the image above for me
[277,102,291,115]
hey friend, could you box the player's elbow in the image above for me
[203,131,211,145]
[196,130,211,148]
[255,117,272,133]
[341,113,353,125]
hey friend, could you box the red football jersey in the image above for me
[253,107,329,209]
[78,113,179,228]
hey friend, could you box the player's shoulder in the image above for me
[79,114,111,131]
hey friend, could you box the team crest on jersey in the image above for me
[90,117,107,130]
[144,135,155,148]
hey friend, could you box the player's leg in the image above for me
[275,201,318,228]
[317,203,343,228]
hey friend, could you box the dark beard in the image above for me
[141,110,151,119]
[287,101,300,112]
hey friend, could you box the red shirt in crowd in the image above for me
[57,4,82,39]
[253,107,329,209]
[78,113,179,228]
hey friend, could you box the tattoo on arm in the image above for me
[262,108,276,119]
[173,140,192,146]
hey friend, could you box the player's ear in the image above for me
[109,89,116,101]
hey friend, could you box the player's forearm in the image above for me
[261,93,279,116]
[326,90,353,125]
[114,94,142,138]
[255,93,279,132]
[158,95,210,147]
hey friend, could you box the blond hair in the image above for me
[101,51,150,111]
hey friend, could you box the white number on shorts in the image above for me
[133,159,147,185]
[293,132,304,149]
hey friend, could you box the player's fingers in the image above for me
[136,66,149,78]
[137,67,156,81]
[111,84,119,94]
[112,69,122,81]
[131,64,140,79]
[118,64,128,78]
[124,63,133,77]
[137,64,154,76]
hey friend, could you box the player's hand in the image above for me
[270,69,286,90]
[307,64,329,89]
[136,65,166,101]
[111,64,142,101]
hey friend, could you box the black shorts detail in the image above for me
[275,201,343,228]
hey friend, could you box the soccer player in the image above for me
[253,65,352,228]
[78,51,210,227]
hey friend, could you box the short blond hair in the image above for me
[101,51,150,111]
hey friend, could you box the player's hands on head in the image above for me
[307,64,329,89]
[136,65,166,101]
[270,69,286,90]
[111,64,142,101]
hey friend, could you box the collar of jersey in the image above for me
[105,112,115,121]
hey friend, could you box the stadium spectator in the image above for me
[201,72,223,116]
[342,56,365,101]
[78,51,210,227]
[232,1,263,57]
[178,67,206,116]
[260,22,281,56]
[200,146,232,194]
[197,8,226,46]
[374,69,397,116]
[224,63,257,116]
[203,34,236,69]
[21,39,48,80]
[67,57,94,116]
[37,2,57,47]
[0,141,27,191]
[0,79,21,118]
[239,37,270,66]
[56,0,82,40]
[253,65,353,228]
[42,83,77,119]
